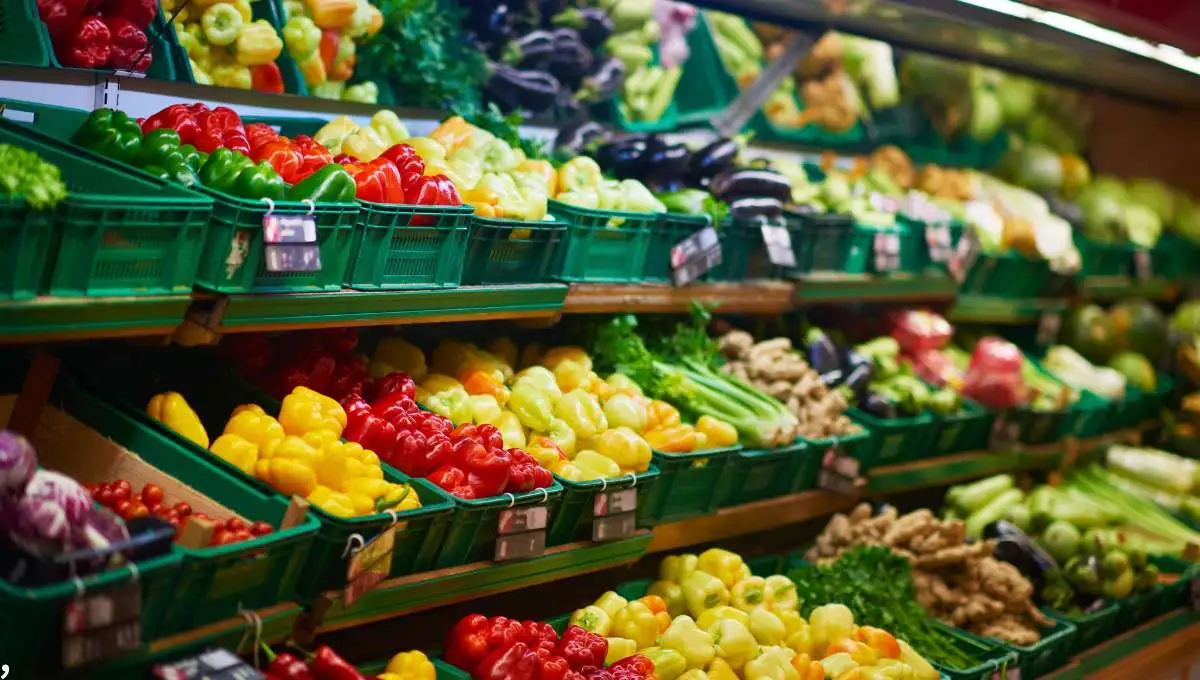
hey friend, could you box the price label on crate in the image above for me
[949,228,980,284]
[925,221,953,264]
[592,487,639,542]
[593,488,638,517]
[817,445,861,495]
[495,530,547,561]
[872,231,901,272]
[593,513,637,542]
[671,226,722,286]
[760,224,796,268]
[1037,311,1062,346]
[498,505,549,534]
[343,523,398,608]
[154,648,266,680]
[1133,249,1153,280]
[495,504,549,562]
[988,411,1022,452]
[263,213,321,273]
[62,581,142,668]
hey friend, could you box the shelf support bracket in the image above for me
[713,28,813,137]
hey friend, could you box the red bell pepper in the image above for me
[523,620,560,653]
[319,28,339,73]
[293,135,336,182]
[246,123,281,151]
[221,333,272,379]
[333,153,355,164]
[450,439,511,498]
[474,642,539,680]
[103,0,155,27]
[428,464,474,499]
[583,668,614,680]
[557,626,608,671]
[328,356,370,401]
[609,655,654,679]
[56,15,110,68]
[412,409,452,437]
[392,430,452,478]
[343,159,404,203]
[263,649,313,680]
[445,614,526,671]
[534,648,571,680]
[301,353,337,395]
[507,449,551,492]
[342,399,397,460]
[37,0,85,39]
[449,423,478,442]
[379,143,425,192]
[103,15,150,71]
[254,139,304,184]
[194,106,250,155]
[314,327,358,355]
[251,62,285,94]
[141,103,204,145]
[310,645,366,680]
[375,397,419,428]
[376,372,416,401]
[408,174,463,225]
[476,423,504,451]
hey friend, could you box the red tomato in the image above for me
[142,483,165,507]
[209,529,235,546]
[173,502,193,517]
[83,483,98,496]
[225,517,247,532]
[131,493,143,505]
[114,499,134,517]
[146,501,162,516]
[95,487,117,507]
[231,530,254,543]
[127,503,150,519]
[113,480,132,500]
[250,521,274,536]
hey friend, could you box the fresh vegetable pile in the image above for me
[0,143,68,210]
[807,503,1048,645]
[279,0,383,100]
[38,0,156,70]
[851,334,963,419]
[563,547,940,679]
[263,644,367,679]
[165,0,287,91]
[85,478,272,546]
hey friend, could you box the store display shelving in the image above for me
[793,273,959,305]
[0,294,193,342]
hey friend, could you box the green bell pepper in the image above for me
[199,148,252,194]
[179,144,204,172]
[232,161,286,200]
[72,108,142,164]
[138,128,182,167]
[286,163,356,203]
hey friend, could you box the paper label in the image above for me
[263,213,321,273]
[153,649,267,679]
[495,530,546,561]
[593,488,638,517]
[761,224,796,268]
[671,226,721,285]
[343,523,397,607]
[925,222,953,263]
[62,581,141,667]
[1133,250,1152,280]
[949,229,980,283]
[593,513,637,542]
[873,232,901,272]
[498,505,549,534]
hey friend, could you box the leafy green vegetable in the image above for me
[0,143,68,210]
[357,0,483,115]
[788,547,977,669]
[656,189,729,225]
[466,104,548,161]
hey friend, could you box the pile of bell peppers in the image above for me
[38,0,155,70]
[445,614,654,680]
[280,0,382,102]
[563,548,941,680]
[263,644,369,680]
[220,330,552,500]
[164,0,287,92]
[378,650,437,680]
[366,337,737,482]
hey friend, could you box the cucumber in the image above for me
[965,488,1025,539]
[947,474,1015,515]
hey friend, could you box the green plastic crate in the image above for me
[707,217,787,281]
[1049,602,1120,656]
[0,552,181,672]
[637,444,740,525]
[0,195,54,300]
[959,252,1050,298]
[929,399,994,457]
[975,614,1076,679]
[848,408,936,467]
[797,427,874,478]
[0,117,212,296]
[344,203,473,290]
[1115,585,1167,634]
[673,18,737,126]
[547,199,654,283]
[53,372,321,635]
[462,215,567,285]
[1076,234,1135,278]
[0,98,89,139]
[905,216,963,273]
[1150,554,1195,611]
[646,212,712,283]
[716,440,808,507]
[1108,386,1146,430]
[1065,390,1113,437]
[1137,373,1177,422]
[0,0,50,66]
[546,466,660,546]
[66,349,457,598]
[930,622,1018,680]
[359,658,469,679]
[787,211,873,275]
[433,482,564,568]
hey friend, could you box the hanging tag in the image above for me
[1133,250,1153,280]
[873,232,901,272]
[593,488,638,517]
[949,229,980,283]
[817,444,861,495]
[925,222,953,264]
[1037,311,1062,346]
[62,581,142,668]
[760,224,796,268]
[154,648,266,679]
[263,212,321,273]
[671,226,721,286]
[988,411,1021,452]
[496,503,549,561]
[495,530,547,561]
[592,486,639,542]
[593,513,637,542]
[498,505,548,534]
[343,524,399,608]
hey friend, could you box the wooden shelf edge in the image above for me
[647,491,857,553]
[1045,611,1200,680]
[563,282,796,314]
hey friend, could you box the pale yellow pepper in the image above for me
[147,392,210,448]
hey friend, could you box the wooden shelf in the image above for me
[562,282,795,314]
[1046,610,1200,679]
[647,490,857,553]
[0,294,193,343]
[793,273,957,305]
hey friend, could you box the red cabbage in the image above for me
[0,431,36,495]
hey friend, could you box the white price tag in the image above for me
[62,581,142,668]
[593,488,638,517]
[263,213,321,273]
[495,530,546,561]
[925,222,953,263]
[1133,250,1153,280]
[671,226,721,286]
[593,513,637,542]
[818,446,861,495]
[498,505,549,534]
[873,231,902,272]
[949,229,980,284]
[761,224,796,268]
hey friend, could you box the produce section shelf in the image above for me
[0,294,194,342]
[793,274,958,305]
[1081,277,1179,303]
[1045,610,1200,679]
[647,490,858,553]
[561,282,796,314]
[948,295,1070,325]
[314,535,652,634]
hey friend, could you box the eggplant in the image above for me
[578,56,626,103]
[594,135,663,178]
[862,392,899,419]
[843,349,872,373]
[842,363,873,397]
[806,331,841,375]
[484,62,562,114]
[466,2,517,49]
[641,143,692,190]
[688,137,739,184]
[552,7,614,47]
[554,120,610,156]
[728,196,783,222]
[985,520,1058,594]
[709,168,792,203]
[501,30,557,68]
[548,28,595,88]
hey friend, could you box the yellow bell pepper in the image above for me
[661,553,699,583]
[308,0,356,28]
[707,619,757,670]
[731,576,769,612]
[540,346,592,370]
[748,608,787,646]
[696,606,750,631]
[307,485,355,516]
[552,360,592,393]
[573,450,622,480]
[232,0,252,22]
[234,20,282,65]
[302,429,340,453]
[698,549,749,588]
[370,110,409,146]
[147,392,210,448]
[742,645,797,680]
[611,600,659,649]
[683,570,731,617]
[603,393,648,433]
[344,456,383,481]
[550,460,586,482]
[430,115,483,153]
[343,476,390,499]
[516,159,557,196]
[315,115,359,153]
[407,137,446,163]
[259,457,318,497]
[645,425,698,453]
[512,366,562,400]
[314,440,350,490]
[469,395,503,425]
[223,407,285,452]
[279,386,346,437]
[569,605,612,636]
[494,411,526,449]
[373,336,428,380]
[593,427,652,472]
[555,389,607,440]
[486,337,518,368]
[385,651,436,680]
[706,658,740,680]
[645,400,682,431]
[606,637,638,665]
[382,483,421,512]
[210,433,258,474]
[557,156,602,193]
[696,415,738,448]
[421,372,464,394]
[342,125,388,161]
[297,51,327,86]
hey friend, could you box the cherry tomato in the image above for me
[231,530,254,543]
[166,517,181,531]
[250,521,274,536]
[146,501,162,516]
[95,487,117,507]
[192,512,211,522]
[113,479,132,499]
[127,503,150,519]
[142,483,165,507]
[173,502,192,517]
[114,499,134,517]
[225,517,247,532]
[83,483,98,496]
[209,529,235,546]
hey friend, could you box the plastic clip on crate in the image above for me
[462,215,567,285]
[636,444,740,525]
[0,117,213,296]
[547,199,654,283]
[434,482,563,568]
[545,467,660,546]
[646,213,712,283]
[48,373,321,635]
[345,202,473,290]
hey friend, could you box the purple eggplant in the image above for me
[552,7,613,47]
[501,30,557,68]
[842,363,873,396]
[0,431,36,495]
[806,331,841,375]
[862,392,899,419]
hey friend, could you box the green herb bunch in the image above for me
[0,143,68,210]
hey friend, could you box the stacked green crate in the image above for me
[547,199,654,282]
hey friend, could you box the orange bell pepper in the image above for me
[644,424,696,453]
